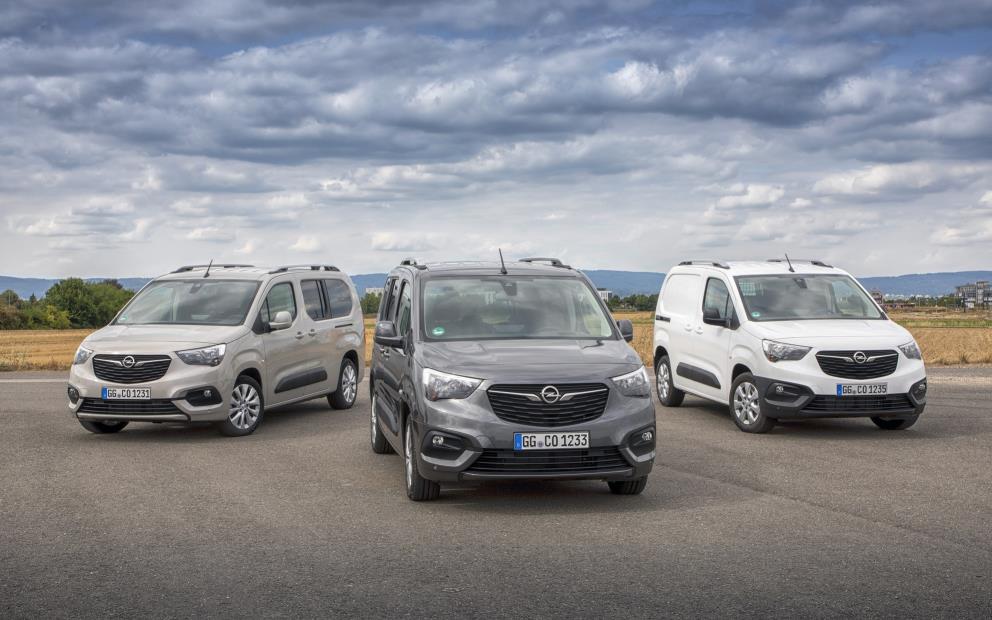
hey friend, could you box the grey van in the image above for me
[368,258,655,501]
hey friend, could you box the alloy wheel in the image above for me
[733,382,760,425]
[404,424,414,491]
[341,364,358,404]
[371,394,379,443]
[229,383,261,430]
[657,362,671,400]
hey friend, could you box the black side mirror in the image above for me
[374,320,402,348]
[702,307,732,328]
[616,319,634,343]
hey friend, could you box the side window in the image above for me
[324,279,354,319]
[378,278,396,320]
[661,274,702,316]
[301,280,325,320]
[262,282,297,323]
[703,278,733,320]
[396,282,412,336]
[381,277,402,321]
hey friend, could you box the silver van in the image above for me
[67,264,365,436]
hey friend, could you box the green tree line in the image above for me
[0,279,134,329]
[605,293,658,312]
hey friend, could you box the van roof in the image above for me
[394,260,579,277]
[155,264,347,282]
[673,260,848,277]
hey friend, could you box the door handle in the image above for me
[294,331,304,340]
[683,323,693,331]
[379,346,390,359]
[695,326,703,334]
[308,329,317,337]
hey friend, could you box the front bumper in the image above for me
[67,358,234,423]
[755,375,928,420]
[411,387,656,483]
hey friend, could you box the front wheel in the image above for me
[655,355,684,407]
[871,415,919,430]
[328,358,358,410]
[79,419,128,434]
[405,421,440,501]
[730,373,775,434]
[370,392,393,454]
[608,476,648,495]
[218,376,264,437]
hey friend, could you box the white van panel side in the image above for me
[654,272,703,385]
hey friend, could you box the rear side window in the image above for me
[661,274,702,316]
[380,277,401,321]
[703,278,734,320]
[301,280,325,320]
[262,282,297,323]
[324,279,353,318]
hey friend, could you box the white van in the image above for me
[652,260,927,433]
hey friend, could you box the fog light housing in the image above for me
[640,431,654,443]
[185,387,223,407]
[67,386,80,404]
[628,426,656,457]
[422,431,466,459]
[909,378,928,406]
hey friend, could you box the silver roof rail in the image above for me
[172,264,254,273]
[766,259,833,268]
[678,260,730,269]
[518,257,572,269]
[268,265,340,274]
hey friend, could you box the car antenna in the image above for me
[498,248,507,275]
[203,258,213,278]
[784,253,795,273]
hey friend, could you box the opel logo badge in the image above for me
[540,385,560,404]
[853,351,868,364]
[122,355,136,368]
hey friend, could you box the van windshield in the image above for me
[114,280,260,326]
[422,277,615,340]
[734,274,883,321]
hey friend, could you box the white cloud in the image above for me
[715,184,785,209]
[290,235,321,252]
[812,162,985,197]
[186,227,235,242]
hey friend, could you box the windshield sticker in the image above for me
[751,311,761,318]
[432,326,446,336]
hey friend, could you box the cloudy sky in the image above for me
[2,0,992,278]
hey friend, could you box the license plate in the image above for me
[514,431,589,451]
[102,387,151,400]
[837,383,888,396]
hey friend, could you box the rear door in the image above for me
[322,277,362,387]
[300,278,336,395]
[659,272,705,393]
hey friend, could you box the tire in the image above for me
[871,415,919,430]
[370,392,393,454]
[404,420,440,501]
[79,419,128,434]
[328,358,358,410]
[730,373,775,433]
[218,376,264,437]
[655,355,685,407]
[608,476,648,495]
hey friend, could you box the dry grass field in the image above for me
[2,312,989,371]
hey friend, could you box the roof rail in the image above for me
[399,258,427,270]
[766,259,833,268]
[172,264,254,273]
[268,264,340,274]
[518,257,572,269]
[678,260,730,269]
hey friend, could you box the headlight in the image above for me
[176,344,227,366]
[762,340,811,362]
[72,346,93,366]
[611,366,651,398]
[899,340,922,360]
[423,368,482,401]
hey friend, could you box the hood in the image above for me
[83,324,248,354]
[745,319,912,347]
[417,338,642,381]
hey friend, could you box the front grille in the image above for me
[801,394,915,414]
[486,383,609,427]
[467,447,629,475]
[815,350,898,379]
[93,355,172,384]
[78,398,183,415]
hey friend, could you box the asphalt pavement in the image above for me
[1,368,990,618]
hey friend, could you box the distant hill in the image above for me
[1,270,989,299]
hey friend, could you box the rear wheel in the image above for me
[655,355,684,407]
[79,419,128,434]
[218,376,264,437]
[328,358,358,410]
[608,476,648,495]
[404,420,440,501]
[370,392,393,454]
[730,373,774,434]
[871,415,919,430]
